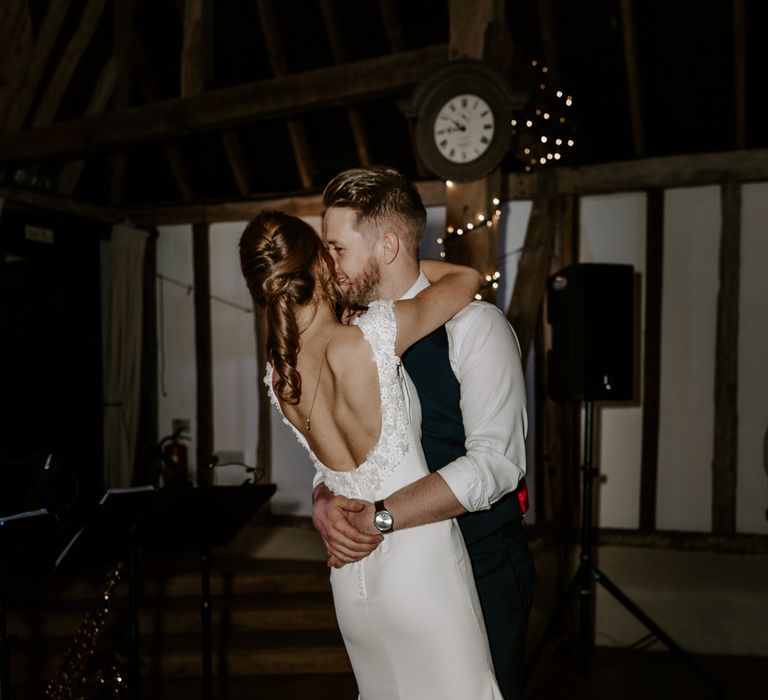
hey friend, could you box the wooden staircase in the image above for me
[6,554,358,699]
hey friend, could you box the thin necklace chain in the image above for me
[305,324,338,431]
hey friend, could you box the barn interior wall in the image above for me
[154,185,768,532]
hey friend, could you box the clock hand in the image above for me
[440,115,466,131]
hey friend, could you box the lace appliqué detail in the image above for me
[263,300,409,500]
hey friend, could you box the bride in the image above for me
[240,210,502,699]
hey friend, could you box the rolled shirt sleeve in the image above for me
[436,302,528,512]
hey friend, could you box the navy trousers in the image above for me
[467,520,537,700]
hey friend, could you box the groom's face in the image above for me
[323,206,381,307]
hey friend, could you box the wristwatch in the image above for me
[373,499,394,534]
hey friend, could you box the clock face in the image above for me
[433,94,495,164]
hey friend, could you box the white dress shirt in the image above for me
[401,271,527,512]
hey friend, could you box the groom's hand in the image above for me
[312,484,383,568]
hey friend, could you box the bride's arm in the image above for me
[393,259,481,356]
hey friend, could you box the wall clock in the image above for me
[404,60,528,182]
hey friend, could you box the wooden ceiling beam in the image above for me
[377,0,428,177]
[0,44,448,165]
[733,0,746,148]
[181,0,212,98]
[536,0,561,86]
[0,0,28,63]
[179,0,249,195]
[220,132,252,195]
[109,0,135,206]
[7,148,768,227]
[553,148,768,194]
[319,0,372,166]
[178,0,213,201]
[0,186,120,222]
[620,0,646,157]
[124,147,768,225]
[58,57,118,196]
[32,0,107,128]
[133,33,193,200]
[1,1,71,132]
[378,0,406,53]
[256,0,314,189]
[0,0,33,128]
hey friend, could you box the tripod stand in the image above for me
[525,400,724,697]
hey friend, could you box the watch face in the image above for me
[433,94,495,164]
[374,511,393,532]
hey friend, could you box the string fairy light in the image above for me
[508,59,576,174]
[433,62,576,280]
[433,197,506,301]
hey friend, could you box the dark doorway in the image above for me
[0,207,105,522]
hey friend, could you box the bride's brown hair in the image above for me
[239,210,339,404]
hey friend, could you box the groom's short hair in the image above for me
[322,166,427,257]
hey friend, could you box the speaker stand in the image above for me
[525,401,724,697]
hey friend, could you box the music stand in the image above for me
[0,508,66,700]
[56,486,158,700]
[138,484,276,700]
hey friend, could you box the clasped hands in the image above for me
[312,486,383,569]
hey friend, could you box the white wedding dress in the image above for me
[267,300,502,700]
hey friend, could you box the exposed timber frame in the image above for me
[0,45,450,165]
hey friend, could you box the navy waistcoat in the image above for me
[402,325,523,546]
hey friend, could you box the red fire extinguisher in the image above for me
[159,429,189,485]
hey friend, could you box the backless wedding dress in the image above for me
[267,300,502,700]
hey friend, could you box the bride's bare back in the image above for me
[276,322,383,471]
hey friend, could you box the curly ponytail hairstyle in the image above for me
[239,211,339,405]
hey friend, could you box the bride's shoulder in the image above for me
[326,323,369,368]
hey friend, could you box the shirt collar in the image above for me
[400,270,430,300]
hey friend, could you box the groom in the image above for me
[311,166,536,699]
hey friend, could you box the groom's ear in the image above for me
[381,231,399,265]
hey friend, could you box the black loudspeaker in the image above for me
[547,263,634,401]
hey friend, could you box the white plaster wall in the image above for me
[580,193,647,529]
[656,187,720,532]
[208,222,260,486]
[738,183,768,534]
[156,224,198,478]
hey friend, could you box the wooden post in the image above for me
[733,0,746,149]
[539,192,579,529]
[193,222,214,487]
[254,305,272,487]
[639,189,664,531]
[506,172,558,366]
[620,0,645,157]
[712,182,740,534]
[444,175,502,290]
[444,0,506,297]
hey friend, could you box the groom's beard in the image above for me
[341,257,381,309]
